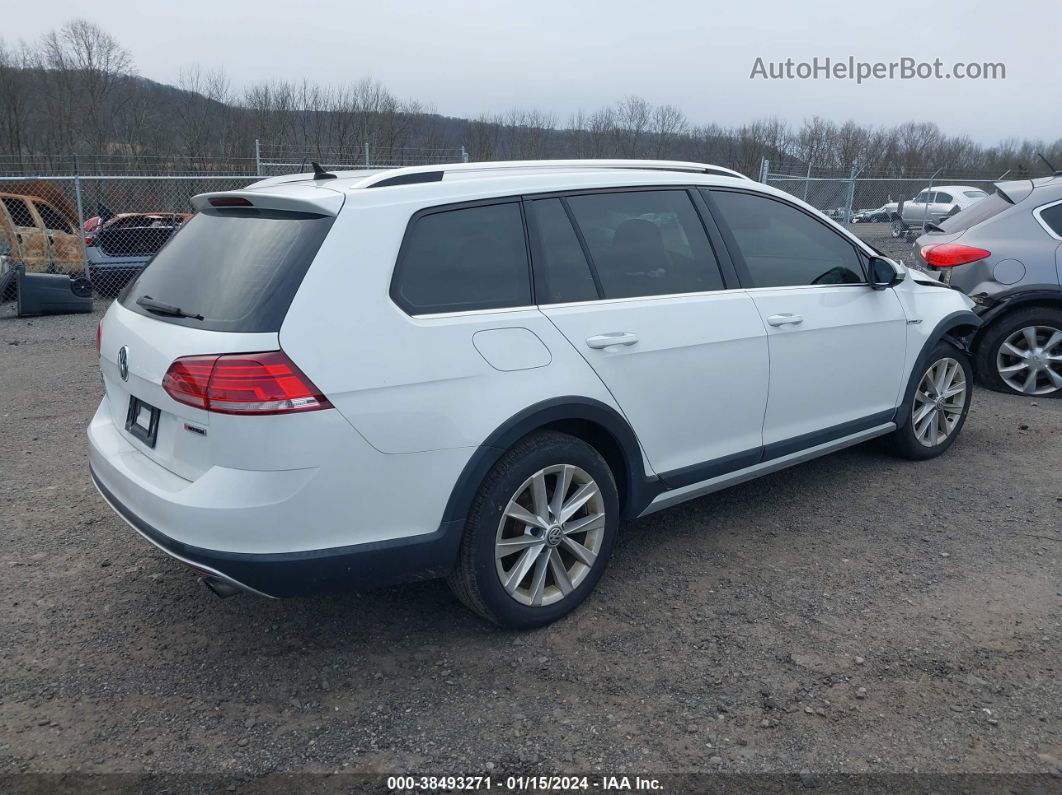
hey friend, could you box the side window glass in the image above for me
[565,190,723,299]
[529,198,598,304]
[34,202,73,233]
[707,189,866,287]
[935,192,953,204]
[1039,203,1062,237]
[913,192,928,204]
[2,197,35,228]
[391,202,531,314]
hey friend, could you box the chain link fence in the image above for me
[762,162,1014,267]
[0,143,471,303]
[0,175,258,299]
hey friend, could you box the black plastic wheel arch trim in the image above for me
[894,309,981,428]
[439,397,659,523]
[973,288,1062,331]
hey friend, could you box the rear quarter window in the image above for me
[121,208,334,332]
[391,202,531,314]
[1038,202,1062,237]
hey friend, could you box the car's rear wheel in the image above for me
[977,307,1062,397]
[890,219,905,238]
[891,341,972,460]
[447,431,619,629]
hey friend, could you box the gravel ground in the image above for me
[1,301,1061,787]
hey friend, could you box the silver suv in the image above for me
[917,176,1062,396]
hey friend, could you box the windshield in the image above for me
[120,208,334,332]
[934,191,1013,234]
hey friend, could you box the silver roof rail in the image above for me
[357,159,750,189]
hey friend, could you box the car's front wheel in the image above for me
[891,219,906,238]
[891,341,973,460]
[977,307,1062,397]
[447,431,619,629]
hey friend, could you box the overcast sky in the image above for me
[7,0,1060,144]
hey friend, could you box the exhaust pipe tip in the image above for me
[201,575,242,599]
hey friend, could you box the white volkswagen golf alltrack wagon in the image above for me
[89,160,980,628]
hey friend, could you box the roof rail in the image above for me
[357,159,750,189]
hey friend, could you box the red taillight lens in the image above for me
[162,352,331,415]
[85,235,95,247]
[920,244,991,268]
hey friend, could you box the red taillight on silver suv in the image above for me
[920,243,991,268]
[162,351,332,415]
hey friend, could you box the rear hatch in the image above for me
[99,184,343,480]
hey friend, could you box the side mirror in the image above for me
[869,256,904,290]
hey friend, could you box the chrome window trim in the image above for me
[1033,198,1062,241]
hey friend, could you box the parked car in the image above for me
[892,186,989,238]
[84,212,191,294]
[853,204,897,223]
[916,175,1062,397]
[0,191,83,275]
[89,159,979,628]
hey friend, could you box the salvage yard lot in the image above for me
[1,303,1060,778]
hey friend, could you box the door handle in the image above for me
[766,314,804,327]
[586,332,639,349]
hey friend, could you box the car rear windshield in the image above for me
[934,191,1012,233]
[120,208,334,332]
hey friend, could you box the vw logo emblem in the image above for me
[117,346,130,382]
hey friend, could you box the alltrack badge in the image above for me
[117,346,130,382]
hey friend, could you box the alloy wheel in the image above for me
[495,464,606,607]
[995,325,1062,395]
[912,357,967,447]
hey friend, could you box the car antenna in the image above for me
[1036,153,1062,177]
[311,161,337,180]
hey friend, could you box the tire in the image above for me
[447,431,619,629]
[891,219,905,238]
[975,307,1062,398]
[890,341,973,460]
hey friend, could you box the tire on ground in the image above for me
[447,430,619,629]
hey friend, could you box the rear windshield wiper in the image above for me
[136,295,204,321]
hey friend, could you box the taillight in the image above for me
[162,351,332,415]
[96,319,102,355]
[920,243,991,268]
[85,235,95,247]
[208,196,253,208]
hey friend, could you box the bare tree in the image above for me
[613,95,651,158]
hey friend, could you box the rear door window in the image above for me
[2,197,35,228]
[528,198,599,304]
[391,202,531,314]
[121,208,335,332]
[564,190,724,299]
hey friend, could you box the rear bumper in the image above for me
[90,466,462,597]
[87,397,469,597]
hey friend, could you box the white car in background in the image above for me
[89,159,981,629]
[893,185,989,236]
